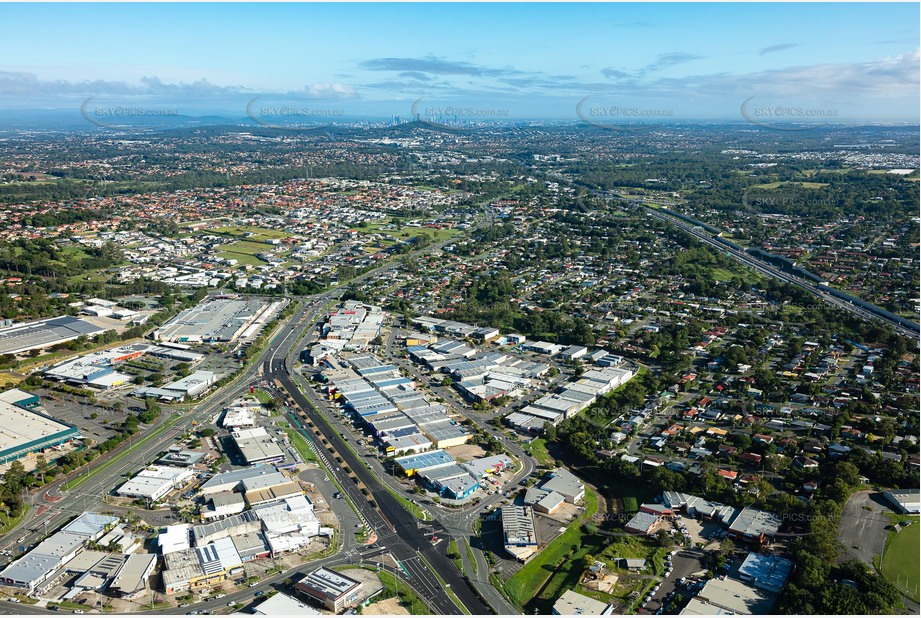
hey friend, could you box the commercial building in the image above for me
[738,553,794,594]
[685,576,774,615]
[199,465,273,495]
[161,536,245,594]
[201,492,246,521]
[463,454,513,478]
[191,511,262,547]
[154,298,276,344]
[540,468,585,504]
[501,506,538,562]
[295,567,364,612]
[322,301,385,350]
[393,450,454,476]
[552,589,615,615]
[0,512,118,594]
[256,495,321,555]
[158,524,191,554]
[222,403,257,428]
[253,591,321,615]
[0,315,105,356]
[0,389,80,465]
[232,427,285,464]
[727,507,782,544]
[156,448,206,468]
[132,370,221,402]
[116,465,195,502]
[883,488,921,514]
[108,553,157,599]
[624,511,661,536]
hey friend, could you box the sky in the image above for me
[0,1,918,124]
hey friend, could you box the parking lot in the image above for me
[641,549,708,613]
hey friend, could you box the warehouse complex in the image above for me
[0,388,80,465]
[322,354,471,456]
[153,298,280,344]
[0,512,119,594]
[0,315,106,356]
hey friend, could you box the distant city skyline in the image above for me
[1,2,918,124]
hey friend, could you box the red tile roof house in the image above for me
[717,469,739,481]
[738,452,764,466]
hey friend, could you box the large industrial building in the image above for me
[0,315,106,357]
[153,298,279,344]
[232,427,285,464]
[0,389,80,465]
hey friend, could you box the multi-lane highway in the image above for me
[646,207,919,340]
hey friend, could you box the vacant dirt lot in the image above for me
[363,597,410,615]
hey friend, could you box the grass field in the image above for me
[253,388,274,404]
[505,487,599,607]
[881,518,920,601]
[357,220,460,244]
[283,427,317,463]
[525,437,554,466]
[211,225,290,241]
[0,504,28,536]
[0,372,22,389]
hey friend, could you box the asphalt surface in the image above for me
[838,490,894,566]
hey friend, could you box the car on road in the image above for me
[227,602,236,607]
[179,604,190,608]
[7,598,20,603]
[254,591,264,597]
[248,583,257,588]
[73,611,84,614]
[215,594,225,599]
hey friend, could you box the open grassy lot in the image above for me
[211,225,290,241]
[881,517,920,601]
[216,240,276,265]
[357,219,461,244]
[505,487,599,607]
[0,371,22,389]
[525,437,554,466]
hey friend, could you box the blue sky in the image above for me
[1,2,918,122]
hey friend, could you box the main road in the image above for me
[646,206,919,340]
